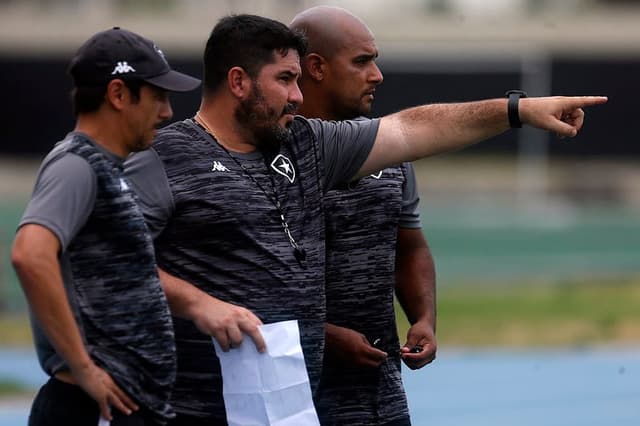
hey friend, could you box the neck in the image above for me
[196,101,257,153]
[297,81,336,120]
[75,114,128,158]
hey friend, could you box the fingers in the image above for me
[562,108,584,126]
[107,393,132,418]
[553,121,578,138]
[103,375,138,417]
[98,400,113,421]
[567,96,608,108]
[243,322,267,353]
[362,346,388,368]
[197,300,264,352]
[212,310,265,352]
[221,316,264,352]
[401,344,437,370]
[401,324,437,369]
[522,96,605,137]
[110,382,138,412]
[225,322,244,350]
[554,96,603,136]
[556,108,585,139]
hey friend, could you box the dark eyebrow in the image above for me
[354,53,378,62]
[279,70,299,78]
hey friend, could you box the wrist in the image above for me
[505,90,527,128]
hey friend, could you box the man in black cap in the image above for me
[11,27,199,426]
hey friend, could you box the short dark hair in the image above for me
[71,79,145,116]
[203,14,307,93]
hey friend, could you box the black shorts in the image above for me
[28,377,163,426]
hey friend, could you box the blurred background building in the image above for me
[1,0,639,312]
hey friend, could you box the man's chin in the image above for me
[254,124,290,151]
[280,114,295,128]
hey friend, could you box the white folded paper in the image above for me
[212,319,320,426]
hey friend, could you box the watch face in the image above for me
[506,90,527,98]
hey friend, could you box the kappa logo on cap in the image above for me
[270,154,296,183]
[154,44,169,64]
[111,61,136,75]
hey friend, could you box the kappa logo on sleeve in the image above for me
[270,154,296,183]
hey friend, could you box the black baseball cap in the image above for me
[68,26,200,92]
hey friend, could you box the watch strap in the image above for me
[505,90,528,128]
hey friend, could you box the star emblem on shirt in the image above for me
[270,154,296,183]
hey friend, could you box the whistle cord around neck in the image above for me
[192,115,307,264]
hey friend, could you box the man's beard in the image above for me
[235,83,294,151]
[130,133,153,154]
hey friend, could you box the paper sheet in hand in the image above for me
[212,319,320,426]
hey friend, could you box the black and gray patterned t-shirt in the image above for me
[316,163,421,425]
[125,116,379,422]
[19,133,176,422]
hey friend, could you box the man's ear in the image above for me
[105,79,128,110]
[228,66,251,98]
[304,53,326,82]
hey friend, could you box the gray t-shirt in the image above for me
[317,162,422,425]
[124,116,379,421]
[20,133,176,421]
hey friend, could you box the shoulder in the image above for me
[290,116,316,136]
[40,143,95,183]
[153,119,199,148]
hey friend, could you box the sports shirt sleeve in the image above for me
[18,154,96,251]
[307,118,380,190]
[124,148,174,239]
[399,162,423,229]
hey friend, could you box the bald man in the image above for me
[292,7,437,426]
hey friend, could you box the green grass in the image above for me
[396,275,640,347]
[0,380,30,397]
[4,276,640,349]
[0,313,32,347]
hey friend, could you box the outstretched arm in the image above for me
[11,224,137,421]
[394,228,437,370]
[159,268,266,352]
[357,96,608,177]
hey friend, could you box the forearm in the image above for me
[359,95,607,178]
[359,99,508,177]
[158,267,266,351]
[158,267,213,320]
[395,230,437,331]
[324,322,346,352]
[12,230,92,371]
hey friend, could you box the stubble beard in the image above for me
[235,84,291,152]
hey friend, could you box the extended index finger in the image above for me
[567,96,608,108]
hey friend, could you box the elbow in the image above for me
[11,238,33,277]
[11,230,42,277]
[10,239,29,275]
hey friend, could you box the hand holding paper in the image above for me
[212,320,320,426]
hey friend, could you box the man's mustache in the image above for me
[283,103,297,115]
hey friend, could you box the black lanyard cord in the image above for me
[192,116,307,264]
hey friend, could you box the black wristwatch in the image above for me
[505,90,527,128]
